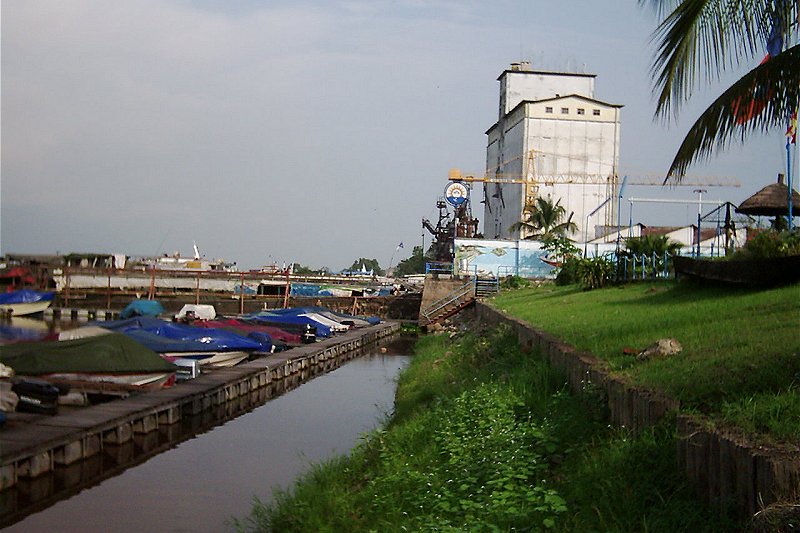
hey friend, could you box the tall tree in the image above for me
[642,0,800,180]
[510,196,578,240]
[393,246,427,277]
[346,258,383,276]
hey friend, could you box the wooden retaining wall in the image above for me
[0,322,400,495]
[475,302,800,518]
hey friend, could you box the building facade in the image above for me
[483,63,622,241]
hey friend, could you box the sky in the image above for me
[1,1,791,271]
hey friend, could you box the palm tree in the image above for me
[642,0,800,180]
[510,196,578,239]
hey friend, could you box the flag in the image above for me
[733,13,784,124]
[396,242,404,250]
[787,110,797,144]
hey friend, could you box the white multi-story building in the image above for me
[483,62,622,241]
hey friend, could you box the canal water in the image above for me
[2,337,414,532]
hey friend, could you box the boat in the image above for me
[540,254,563,268]
[99,316,268,367]
[0,332,178,389]
[0,289,55,316]
[247,308,350,337]
[195,318,301,349]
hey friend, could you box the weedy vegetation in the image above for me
[236,326,740,532]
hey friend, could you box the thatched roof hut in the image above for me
[736,174,800,217]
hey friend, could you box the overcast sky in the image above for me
[1,1,789,270]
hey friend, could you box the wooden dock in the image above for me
[0,322,400,494]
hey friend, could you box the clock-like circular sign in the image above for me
[444,182,469,207]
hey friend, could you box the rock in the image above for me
[637,338,682,361]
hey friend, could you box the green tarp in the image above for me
[0,333,177,375]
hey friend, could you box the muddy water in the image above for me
[2,338,413,532]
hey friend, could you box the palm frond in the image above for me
[665,43,800,180]
[642,0,769,118]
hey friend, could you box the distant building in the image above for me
[483,62,622,241]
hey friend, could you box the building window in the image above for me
[545,106,553,113]
[561,107,569,114]
[577,108,585,115]
[592,109,601,116]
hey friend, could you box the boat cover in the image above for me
[120,299,165,319]
[244,311,333,337]
[0,290,55,305]
[0,332,177,374]
[175,304,216,320]
[99,317,266,352]
[198,319,300,345]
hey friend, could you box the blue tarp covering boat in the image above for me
[99,317,269,353]
[0,290,55,305]
[244,311,334,337]
[120,299,165,319]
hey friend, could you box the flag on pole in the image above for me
[786,110,797,144]
[733,12,784,124]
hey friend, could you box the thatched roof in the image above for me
[736,174,800,217]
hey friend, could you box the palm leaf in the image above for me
[643,0,769,118]
[665,43,800,180]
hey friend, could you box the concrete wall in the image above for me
[419,275,474,314]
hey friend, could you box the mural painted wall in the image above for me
[455,238,618,278]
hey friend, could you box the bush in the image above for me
[735,229,800,259]
[576,256,615,290]
[555,257,581,286]
[500,275,530,290]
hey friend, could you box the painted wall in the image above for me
[455,238,618,279]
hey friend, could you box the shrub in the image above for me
[555,256,581,286]
[735,229,800,259]
[500,275,530,290]
[576,256,615,290]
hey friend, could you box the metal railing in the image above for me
[425,262,454,275]
[615,252,673,281]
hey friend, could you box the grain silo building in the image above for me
[483,62,622,241]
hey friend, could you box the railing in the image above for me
[475,277,500,297]
[419,279,476,324]
[425,262,454,275]
[615,252,673,281]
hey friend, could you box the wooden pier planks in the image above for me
[0,321,400,491]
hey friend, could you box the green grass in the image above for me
[237,327,742,532]
[491,280,800,444]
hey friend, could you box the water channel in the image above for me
[1,336,414,532]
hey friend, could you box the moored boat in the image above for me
[99,316,269,367]
[0,332,178,390]
[0,289,55,316]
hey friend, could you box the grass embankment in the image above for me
[492,281,800,444]
[236,327,741,531]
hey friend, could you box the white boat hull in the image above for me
[0,300,53,316]
[161,351,249,368]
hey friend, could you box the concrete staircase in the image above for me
[419,275,499,326]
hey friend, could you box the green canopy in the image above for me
[0,333,177,375]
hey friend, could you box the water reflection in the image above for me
[1,338,413,532]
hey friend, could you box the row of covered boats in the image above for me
[0,299,380,415]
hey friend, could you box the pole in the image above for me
[788,129,794,230]
[693,189,707,257]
